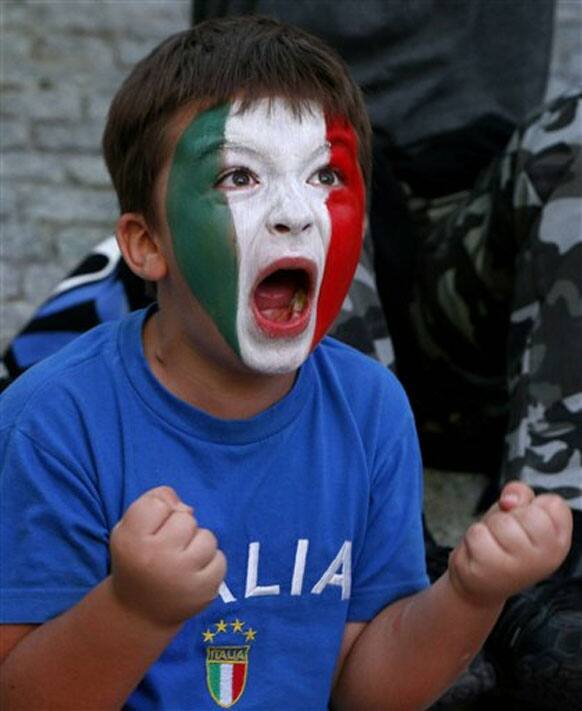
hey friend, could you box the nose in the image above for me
[266,185,313,236]
[270,220,311,235]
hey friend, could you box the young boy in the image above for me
[0,17,572,710]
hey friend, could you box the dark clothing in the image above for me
[195,0,554,196]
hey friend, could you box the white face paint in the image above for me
[220,99,334,374]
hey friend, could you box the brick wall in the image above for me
[1,0,190,358]
[1,0,581,361]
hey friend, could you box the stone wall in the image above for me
[1,0,190,358]
[1,0,581,361]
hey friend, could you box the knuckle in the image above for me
[465,521,488,544]
[149,493,174,510]
[524,503,553,531]
[174,515,197,543]
[123,497,144,519]
[147,486,181,510]
[150,485,178,500]
[537,493,562,505]
[205,552,227,592]
[494,510,521,534]
[131,492,166,518]
[110,520,130,551]
[486,511,504,529]
[182,513,198,535]
[536,493,567,516]
[215,549,227,578]
[173,508,195,528]
[197,528,218,552]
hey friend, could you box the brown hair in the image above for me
[102,16,371,226]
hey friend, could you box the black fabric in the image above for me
[68,253,110,279]
[382,115,516,198]
[194,0,554,163]
[17,302,101,336]
[369,139,421,381]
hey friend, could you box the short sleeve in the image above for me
[0,427,110,623]
[348,409,429,621]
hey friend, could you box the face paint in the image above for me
[312,117,366,348]
[166,104,239,352]
[166,99,365,374]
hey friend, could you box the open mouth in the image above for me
[252,262,314,338]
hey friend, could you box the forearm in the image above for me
[333,573,502,710]
[0,577,181,710]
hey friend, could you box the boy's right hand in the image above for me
[109,486,226,627]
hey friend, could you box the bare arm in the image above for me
[0,487,225,710]
[332,573,501,710]
[332,483,573,710]
[0,579,181,710]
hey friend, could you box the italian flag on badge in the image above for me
[206,645,249,707]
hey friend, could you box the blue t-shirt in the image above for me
[0,308,428,710]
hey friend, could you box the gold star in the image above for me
[203,629,216,642]
[244,627,256,641]
[215,619,228,633]
[231,618,245,633]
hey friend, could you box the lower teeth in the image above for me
[290,289,307,314]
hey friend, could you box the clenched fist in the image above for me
[448,482,572,607]
[109,486,226,626]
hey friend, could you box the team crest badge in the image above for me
[203,618,257,707]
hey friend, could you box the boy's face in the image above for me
[165,98,365,374]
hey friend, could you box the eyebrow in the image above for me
[222,141,263,160]
[184,139,226,162]
[222,141,331,164]
[185,139,332,165]
[183,140,262,163]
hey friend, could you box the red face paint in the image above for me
[311,117,366,349]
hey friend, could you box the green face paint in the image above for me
[166,104,240,355]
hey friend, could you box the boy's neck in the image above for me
[142,310,298,420]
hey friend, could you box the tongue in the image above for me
[254,273,297,311]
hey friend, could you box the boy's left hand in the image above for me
[448,482,573,608]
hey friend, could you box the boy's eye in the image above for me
[215,168,258,190]
[308,167,343,188]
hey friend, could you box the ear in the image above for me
[116,213,168,282]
